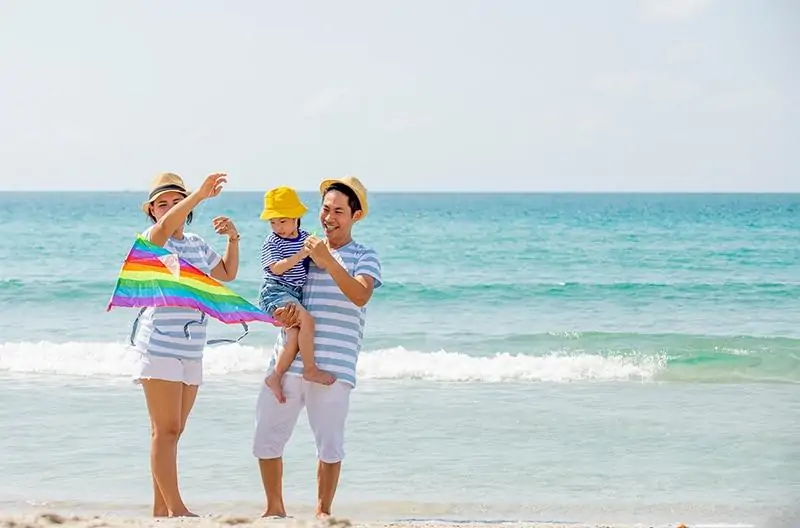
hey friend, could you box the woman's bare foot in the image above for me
[303,366,336,386]
[265,371,286,403]
[169,510,198,518]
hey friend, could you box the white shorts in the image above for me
[133,353,203,386]
[253,375,352,463]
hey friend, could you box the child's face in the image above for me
[270,217,299,238]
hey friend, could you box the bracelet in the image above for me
[228,234,241,242]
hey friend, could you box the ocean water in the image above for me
[1,191,799,527]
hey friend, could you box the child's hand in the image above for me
[304,235,332,265]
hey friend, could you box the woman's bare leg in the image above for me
[151,383,199,516]
[151,416,167,517]
[142,379,197,517]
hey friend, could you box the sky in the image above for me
[0,0,797,192]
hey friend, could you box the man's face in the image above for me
[319,190,356,237]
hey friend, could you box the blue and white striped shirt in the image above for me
[132,227,222,360]
[267,239,382,387]
[260,230,310,287]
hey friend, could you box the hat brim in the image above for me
[260,204,308,220]
[319,179,368,218]
[141,188,189,214]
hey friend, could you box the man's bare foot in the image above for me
[265,371,286,403]
[303,366,336,386]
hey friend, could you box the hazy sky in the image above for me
[1,0,797,192]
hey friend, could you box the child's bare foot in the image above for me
[265,372,286,403]
[303,366,336,386]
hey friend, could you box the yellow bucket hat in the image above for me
[318,175,369,219]
[142,172,189,214]
[260,186,308,220]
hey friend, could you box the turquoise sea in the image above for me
[1,192,798,528]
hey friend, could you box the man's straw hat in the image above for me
[318,175,369,218]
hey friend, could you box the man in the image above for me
[252,175,382,519]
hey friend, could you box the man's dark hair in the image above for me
[322,183,362,216]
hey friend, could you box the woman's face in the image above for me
[148,191,185,221]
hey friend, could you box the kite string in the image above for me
[128,309,249,348]
[183,312,206,339]
[207,322,249,346]
[128,307,147,346]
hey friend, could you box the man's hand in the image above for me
[304,235,332,268]
[273,304,300,328]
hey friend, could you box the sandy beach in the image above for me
[0,512,748,528]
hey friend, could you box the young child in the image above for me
[258,186,335,403]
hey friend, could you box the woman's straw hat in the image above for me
[141,173,190,214]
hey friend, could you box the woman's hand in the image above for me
[212,216,239,239]
[196,173,227,200]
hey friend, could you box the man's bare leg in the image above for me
[316,461,341,519]
[259,457,287,517]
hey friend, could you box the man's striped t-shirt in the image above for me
[132,227,222,360]
[268,239,382,387]
[260,230,310,287]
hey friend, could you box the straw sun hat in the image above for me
[318,175,369,218]
[141,173,190,214]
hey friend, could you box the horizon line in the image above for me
[1,189,799,194]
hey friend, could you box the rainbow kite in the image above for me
[107,235,277,344]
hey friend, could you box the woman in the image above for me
[132,172,240,517]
